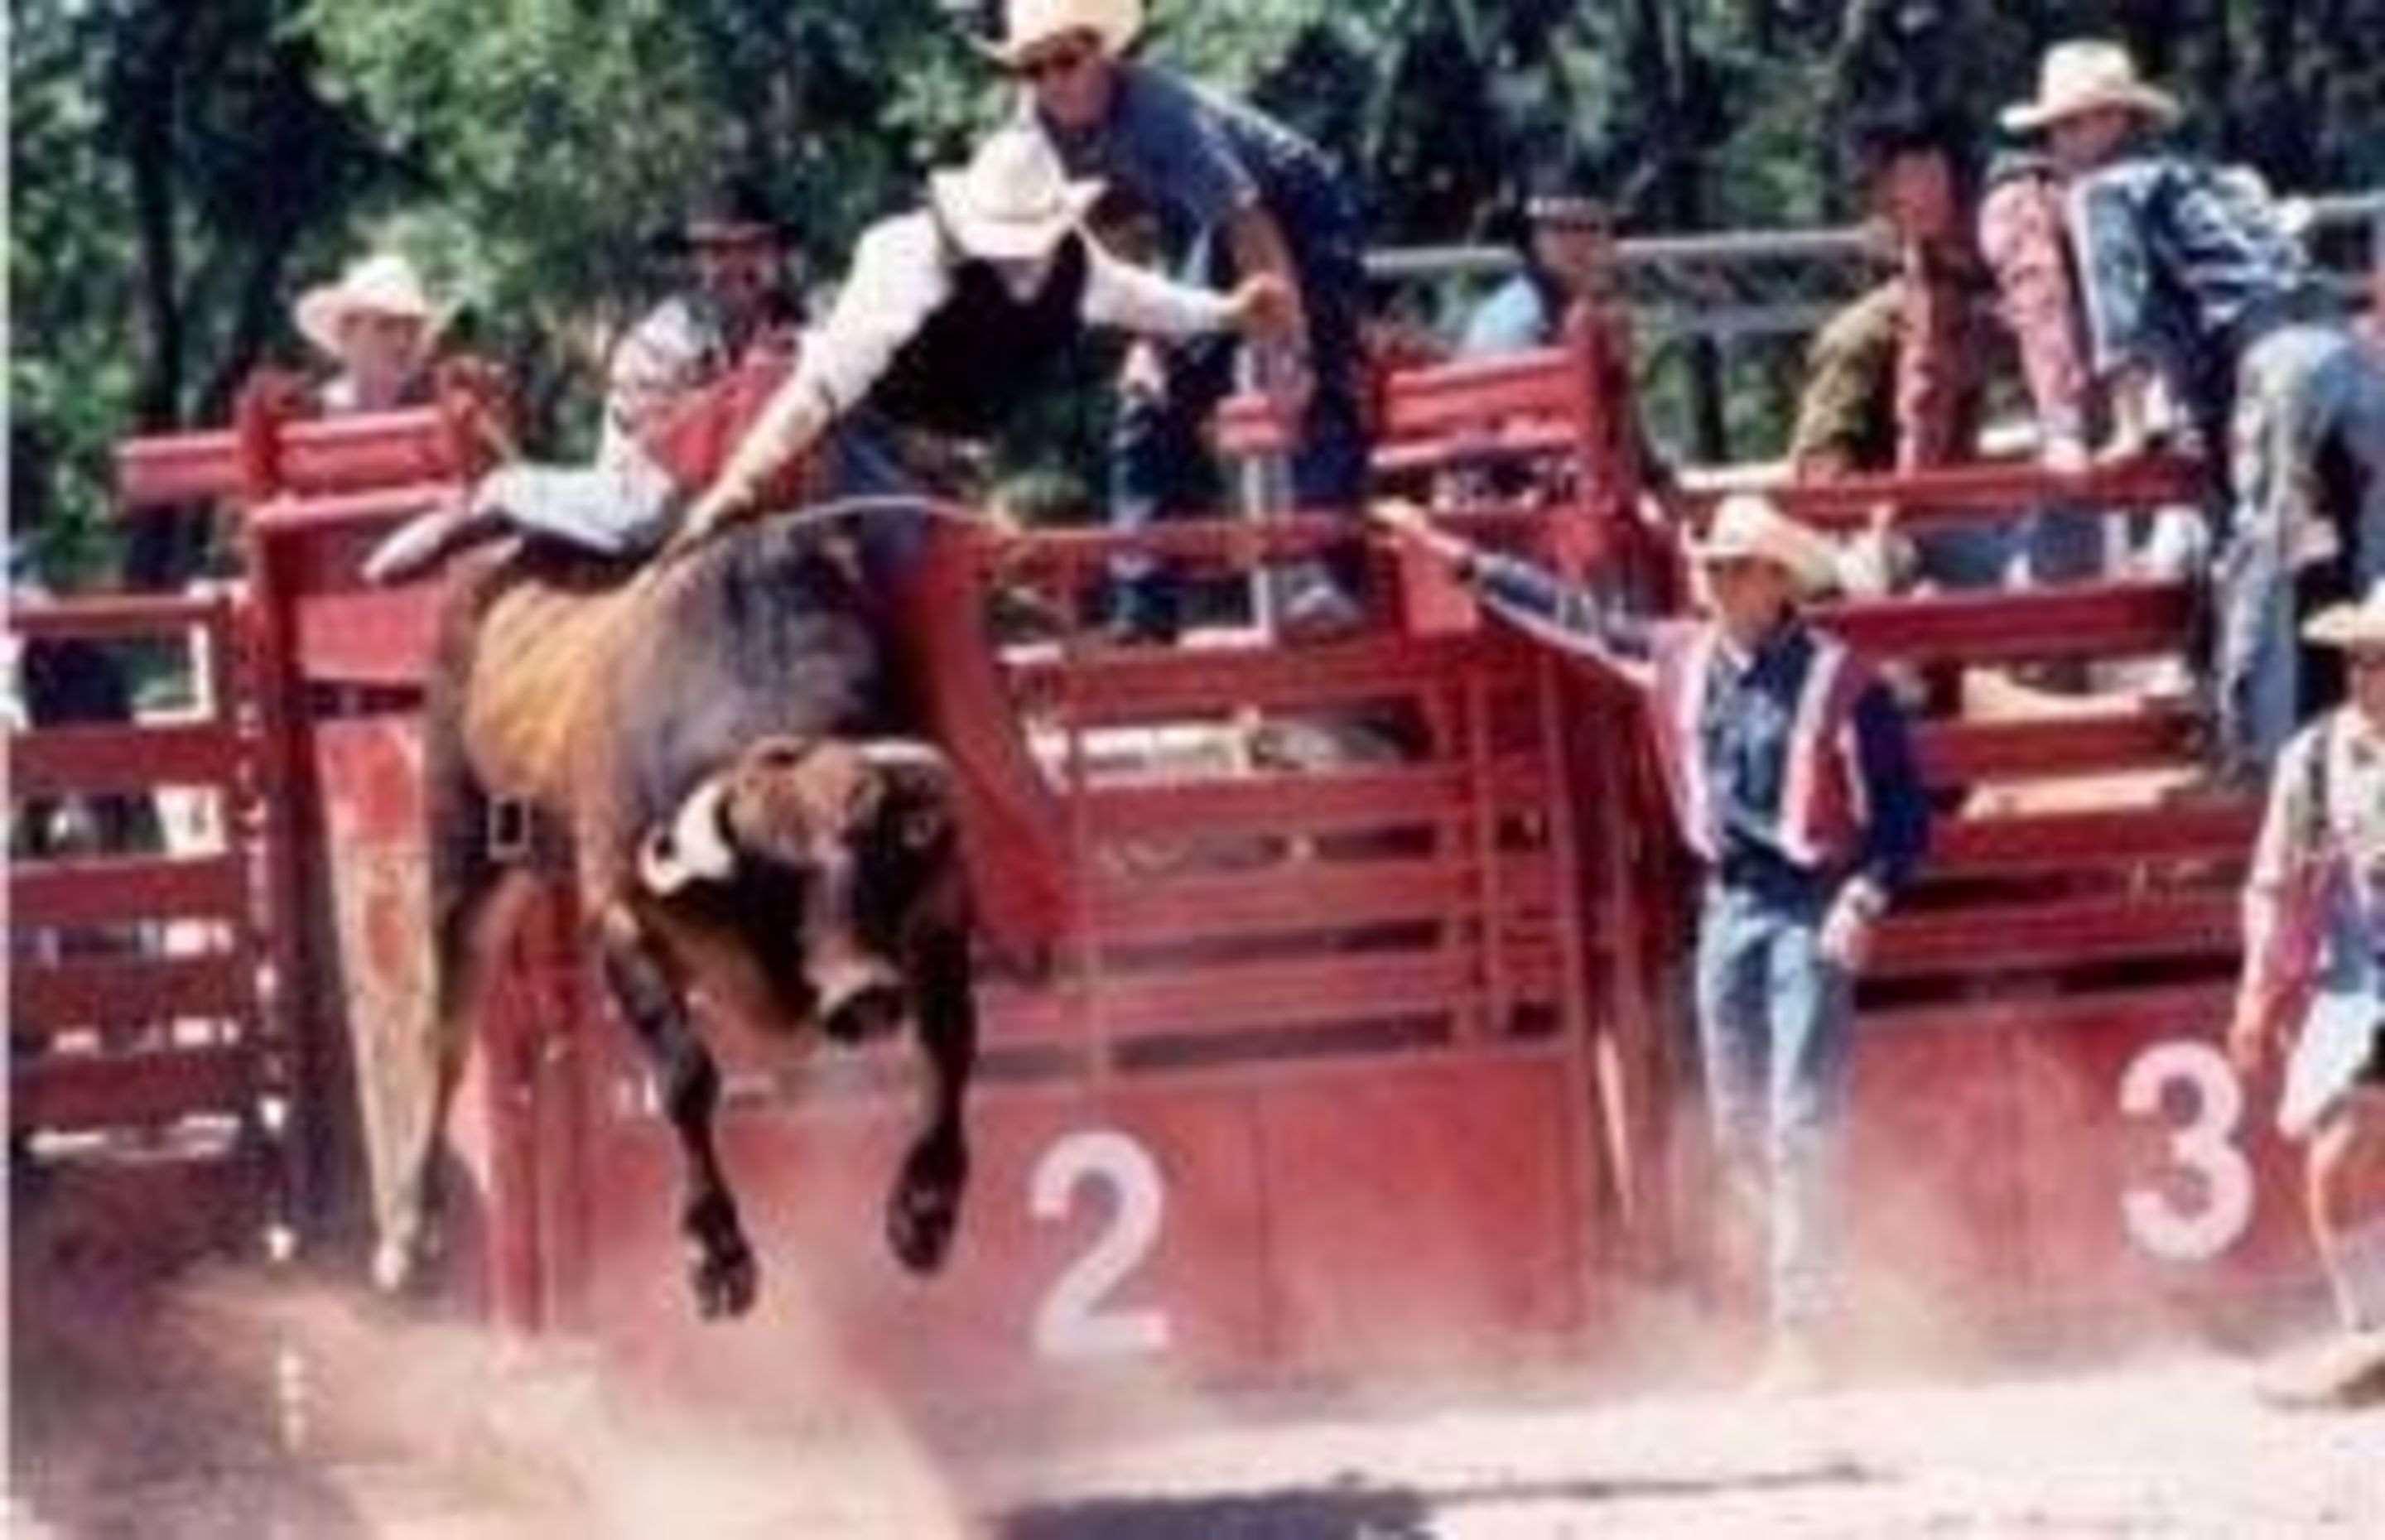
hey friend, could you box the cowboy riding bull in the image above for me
[367,128,1294,1316]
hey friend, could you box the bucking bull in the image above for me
[373,515,1004,1319]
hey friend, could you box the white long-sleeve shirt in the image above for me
[711,211,1239,506]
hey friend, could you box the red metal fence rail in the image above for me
[8,591,277,1255]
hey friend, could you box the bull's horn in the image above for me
[857,739,951,774]
[638,776,738,895]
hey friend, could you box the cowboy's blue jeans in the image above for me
[2216,324,2385,776]
[1106,238,1369,633]
[1909,504,2103,590]
[1694,869,1856,1333]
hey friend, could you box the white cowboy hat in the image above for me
[990,0,1142,65]
[2001,41,2181,133]
[1687,493,1838,594]
[2304,579,2385,652]
[294,253,439,360]
[929,128,1105,263]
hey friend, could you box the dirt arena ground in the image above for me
[9,1247,2380,1540]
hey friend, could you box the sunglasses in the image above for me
[1014,44,1094,83]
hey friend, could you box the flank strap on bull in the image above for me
[487,795,575,873]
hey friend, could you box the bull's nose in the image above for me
[821,981,907,1045]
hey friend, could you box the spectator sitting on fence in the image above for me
[1375,492,1930,1394]
[1793,103,2102,604]
[362,178,805,584]
[1455,154,1687,555]
[988,0,1372,644]
[2228,579,2385,1409]
[296,253,442,416]
[2018,39,2385,782]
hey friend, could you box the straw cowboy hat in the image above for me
[2001,41,2181,133]
[1687,493,1838,593]
[294,253,439,360]
[988,0,1143,65]
[2304,579,2385,652]
[929,128,1104,262]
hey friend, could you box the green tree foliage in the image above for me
[302,0,1009,451]
[12,0,400,585]
[12,0,2382,582]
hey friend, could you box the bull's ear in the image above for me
[638,776,737,895]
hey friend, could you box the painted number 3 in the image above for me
[1029,1130,1172,1360]
[2118,1039,2256,1263]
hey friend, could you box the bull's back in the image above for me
[460,579,641,802]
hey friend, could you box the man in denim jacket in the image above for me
[1379,494,1930,1390]
[2016,40,2385,778]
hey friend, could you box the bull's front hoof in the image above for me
[689,1239,759,1320]
[886,1138,967,1274]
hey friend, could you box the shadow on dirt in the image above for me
[8,1191,375,1538]
[997,1457,1883,1538]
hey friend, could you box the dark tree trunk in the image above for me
[123,9,193,434]
[2194,0,2239,156]
[196,46,319,421]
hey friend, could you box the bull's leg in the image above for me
[592,902,757,1319]
[887,922,976,1273]
[375,701,519,1295]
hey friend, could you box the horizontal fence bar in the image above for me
[1925,801,2259,880]
[1822,579,2192,662]
[1862,979,2233,1037]
[12,1044,255,1132]
[1872,891,2238,977]
[1694,455,2204,528]
[11,854,249,928]
[10,723,243,797]
[1015,632,1515,723]
[989,950,1564,1047]
[113,409,457,511]
[248,482,455,537]
[1915,705,2201,785]
[1087,852,1555,945]
[1082,765,1481,838]
[5,593,235,642]
[12,953,254,1034]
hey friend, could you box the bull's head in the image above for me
[638,734,958,1041]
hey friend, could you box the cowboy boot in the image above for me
[363,495,504,586]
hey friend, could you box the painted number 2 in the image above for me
[2118,1039,2255,1263]
[1029,1130,1172,1360]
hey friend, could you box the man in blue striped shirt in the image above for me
[2012,41,2385,779]
[1378,494,1930,1392]
[991,0,1371,644]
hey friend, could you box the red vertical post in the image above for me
[532,882,590,1333]
[480,892,559,1337]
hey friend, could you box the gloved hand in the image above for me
[1818,879,1886,971]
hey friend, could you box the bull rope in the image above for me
[643,494,995,580]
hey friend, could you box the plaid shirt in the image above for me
[1789,248,1986,479]
[2068,147,2332,423]
[1896,240,1988,469]
[601,294,741,471]
[1978,154,2092,444]
[2238,707,2385,1033]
